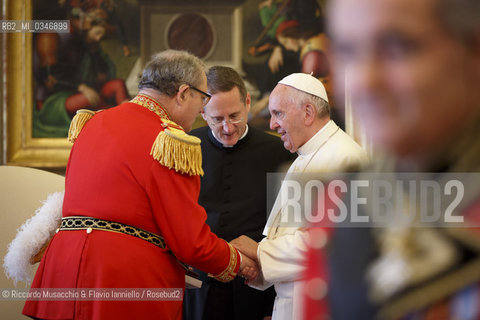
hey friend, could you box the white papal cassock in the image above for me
[249,120,368,320]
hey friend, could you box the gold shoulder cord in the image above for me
[67,96,204,177]
[132,94,204,176]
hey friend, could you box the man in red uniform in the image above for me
[23,50,256,320]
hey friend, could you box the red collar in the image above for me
[130,94,172,121]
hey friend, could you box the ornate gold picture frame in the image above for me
[5,0,71,169]
[5,0,140,169]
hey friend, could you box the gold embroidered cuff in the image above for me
[212,242,240,283]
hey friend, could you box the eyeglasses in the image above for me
[206,114,244,127]
[189,85,212,106]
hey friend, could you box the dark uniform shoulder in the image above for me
[248,126,280,142]
[190,126,209,139]
[248,126,296,164]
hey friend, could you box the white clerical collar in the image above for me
[297,120,338,156]
[211,124,249,148]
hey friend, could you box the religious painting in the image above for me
[4,0,333,168]
[139,0,332,132]
[31,0,140,138]
[240,0,339,132]
[4,0,139,168]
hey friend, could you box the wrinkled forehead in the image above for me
[268,85,291,111]
[328,0,439,42]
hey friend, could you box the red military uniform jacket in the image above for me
[23,94,240,320]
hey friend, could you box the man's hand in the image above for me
[239,253,259,283]
[231,235,259,261]
[258,0,273,9]
[268,45,284,74]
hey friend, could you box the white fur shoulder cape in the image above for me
[3,191,64,286]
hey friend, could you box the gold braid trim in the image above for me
[131,94,203,176]
[130,94,172,120]
[211,242,240,283]
[68,109,96,143]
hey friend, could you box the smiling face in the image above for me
[202,86,250,147]
[269,85,309,153]
[328,0,480,163]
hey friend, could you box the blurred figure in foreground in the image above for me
[304,0,480,319]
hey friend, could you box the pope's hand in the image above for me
[230,235,259,261]
[239,253,259,283]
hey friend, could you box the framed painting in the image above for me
[137,0,335,132]
[5,0,139,169]
[4,0,344,169]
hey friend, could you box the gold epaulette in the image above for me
[150,119,204,176]
[67,109,96,143]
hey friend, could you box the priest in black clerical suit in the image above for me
[183,66,294,320]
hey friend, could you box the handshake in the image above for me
[230,235,260,284]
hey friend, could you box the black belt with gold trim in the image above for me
[60,216,189,270]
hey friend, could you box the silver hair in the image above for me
[138,50,206,97]
[287,88,331,118]
[436,0,480,47]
